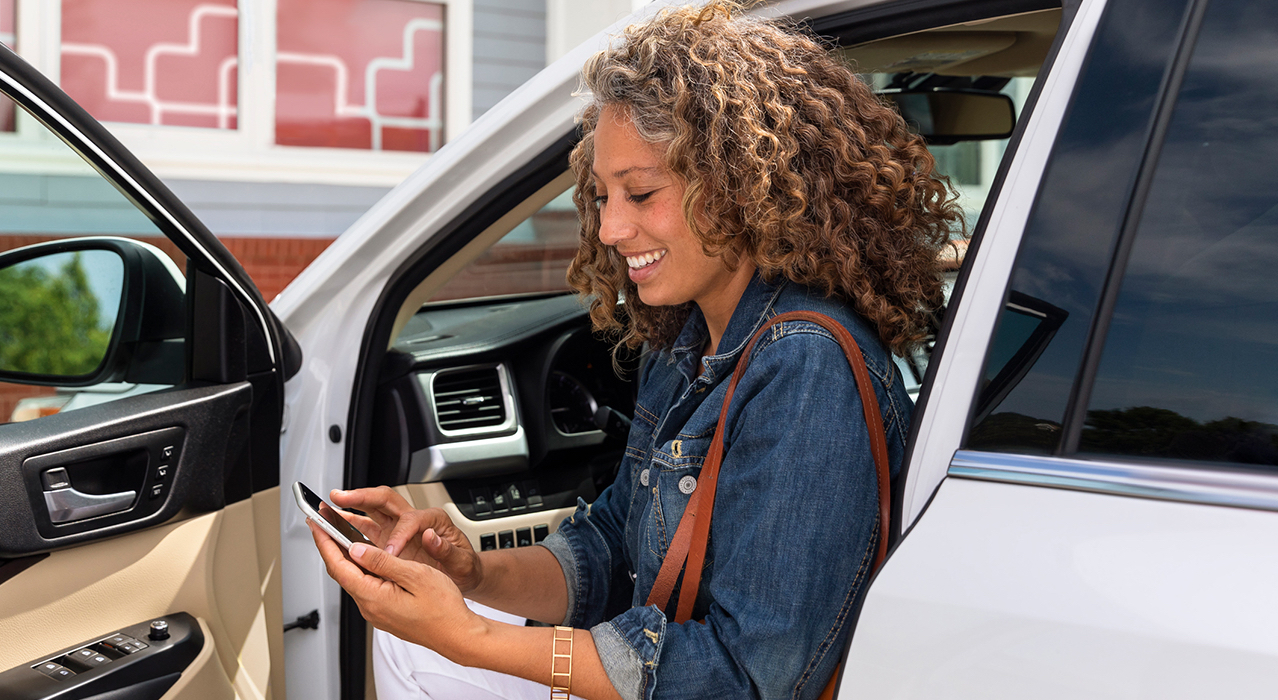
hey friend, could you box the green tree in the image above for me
[1081,406,1278,465]
[0,252,113,378]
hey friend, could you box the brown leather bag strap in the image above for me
[645,311,892,624]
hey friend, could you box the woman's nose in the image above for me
[598,204,636,246]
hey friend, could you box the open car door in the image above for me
[0,44,295,700]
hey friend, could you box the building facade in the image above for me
[0,0,635,422]
[0,0,637,301]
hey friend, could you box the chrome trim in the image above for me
[408,426,529,482]
[419,363,520,438]
[44,487,137,523]
[949,450,1278,512]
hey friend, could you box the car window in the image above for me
[428,186,576,302]
[1077,0,1278,468]
[0,92,180,425]
[964,0,1192,453]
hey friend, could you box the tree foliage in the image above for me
[1081,406,1278,466]
[0,253,113,377]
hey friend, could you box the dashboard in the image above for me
[369,293,639,532]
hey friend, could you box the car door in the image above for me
[844,0,1278,695]
[0,43,295,700]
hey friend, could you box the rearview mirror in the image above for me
[0,238,185,387]
[881,89,1016,144]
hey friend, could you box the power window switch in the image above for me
[497,530,515,549]
[533,524,549,542]
[42,468,70,491]
[525,481,543,508]
[118,641,147,654]
[70,648,110,667]
[104,634,135,651]
[491,490,509,514]
[470,488,492,516]
[504,483,526,510]
[35,661,75,679]
[161,445,175,461]
[156,466,169,481]
[515,528,532,547]
[479,533,497,551]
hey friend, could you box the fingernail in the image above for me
[384,544,396,556]
[427,529,439,546]
[350,543,367,559]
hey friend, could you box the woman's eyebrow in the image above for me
[590,166,666,179]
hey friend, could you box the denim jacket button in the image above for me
[678,475,697,494]
[640,468,650,487]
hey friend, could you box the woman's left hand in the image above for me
[308,520,487,661]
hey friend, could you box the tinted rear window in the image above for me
[1078,0,1278,467]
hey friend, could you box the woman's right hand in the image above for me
[328,486,484,594]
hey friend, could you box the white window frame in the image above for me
[10,0,471,187]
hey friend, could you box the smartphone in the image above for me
[293,481,375,550]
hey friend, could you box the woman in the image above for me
[309,3,961,699]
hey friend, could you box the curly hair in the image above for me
[565,1,964,356]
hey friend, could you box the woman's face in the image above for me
[592,105,752,317]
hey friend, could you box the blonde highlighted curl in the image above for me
[566,2,964,356]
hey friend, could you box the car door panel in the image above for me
[0,497,275,700]
[0,614,204,700]
[0,384,251,555]
[846,476,1278,698]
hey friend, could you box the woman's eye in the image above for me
[628,191,654,204]
[591,195,608,209]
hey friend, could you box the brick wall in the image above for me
[0,233,335,302]
[0,383,55,424]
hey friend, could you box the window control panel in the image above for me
[467,480,546,520]
[33,661,75,680]
[15,612,198,693]
[34,633,147,680]
[480,524,551,551]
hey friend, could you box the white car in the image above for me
[0,0,1274,698]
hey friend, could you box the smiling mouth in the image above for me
[625,250,666,269]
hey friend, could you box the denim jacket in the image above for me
[539,273,912,700]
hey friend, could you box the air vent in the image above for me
[432,367,506,432]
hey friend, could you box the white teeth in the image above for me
[626,250,666,269]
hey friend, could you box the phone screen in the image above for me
[297,483,374,546]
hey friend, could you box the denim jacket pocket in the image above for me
[645,433,711,555]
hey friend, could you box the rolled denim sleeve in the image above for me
[537,485,637,628]
[612,329,892,700]
[541,495,669,700]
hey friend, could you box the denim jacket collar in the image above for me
[668,273,788,384]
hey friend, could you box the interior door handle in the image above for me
[44,487,137,523]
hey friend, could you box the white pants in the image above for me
[372,600,584,700]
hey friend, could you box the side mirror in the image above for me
[881,89,1016,144]
[0,238,185,387]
